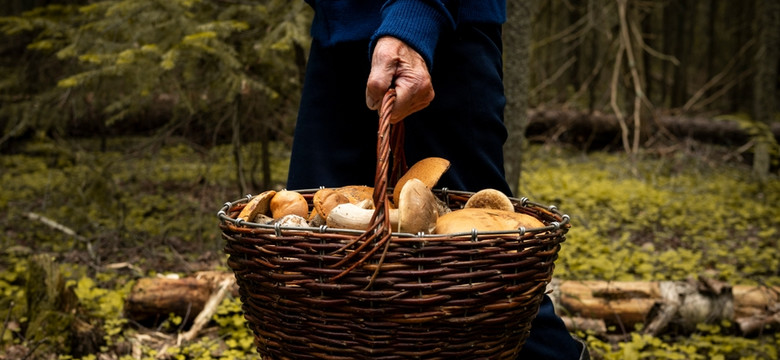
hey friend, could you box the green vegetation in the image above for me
[1,138,778,359]
[1,0,310,140]
[520,145,780,286]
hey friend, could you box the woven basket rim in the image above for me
[217,187,570,238]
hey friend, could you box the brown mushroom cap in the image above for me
[433,208,545,234]
[464,188,515,212]
[397,178,439,234]
[312,188,350,220]
[237,190,276,222]
[393,157,450,205]
[337,185,375,207]
[270,190,309,219]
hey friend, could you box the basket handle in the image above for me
[330,89,405,286]
[372,88,407,210]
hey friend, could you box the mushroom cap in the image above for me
[397,178,439,234]
[464,188,515,212]
[237,190,276,222]
[393,157,450,206]
[270,190,309,219]
[337,185,375,207]
[433,208,545,234]
[312,188,350,220]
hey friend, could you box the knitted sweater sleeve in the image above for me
[369,0,457,70]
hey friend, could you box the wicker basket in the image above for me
[218,90,570,359]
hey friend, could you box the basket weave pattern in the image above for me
[219,90,569,359]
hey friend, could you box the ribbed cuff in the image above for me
[369,0,455,70]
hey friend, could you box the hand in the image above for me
[366,37,434,123]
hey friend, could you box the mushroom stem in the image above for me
[326,203,398,231]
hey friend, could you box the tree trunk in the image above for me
[503,0,535,196]
[705,0,716,102]
[569,0,584,92]
[734,0,757,113]
[752,0,780,179]
[641,5,653,106]
[660,1,675,107]
[231,99,247,195]
[671,0,692,109]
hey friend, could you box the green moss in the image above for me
[520,144,780,286]
[582,331,780,359]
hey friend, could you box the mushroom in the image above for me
[312,186,376,219]
[309,186,377,226]
[237,190,276,222]
[397,178,439,234]
[270,190,308,219]
[336,185,375,205]
[392,157,450,206]
[464,188,515,212]
[326,178,439,234]
[311,188,349,220]
[326,199,387,230]
[433,208,545,234]
[275,214,309,228]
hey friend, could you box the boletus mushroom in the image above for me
[396,178,439,234]
[310,185,376,225]
[336,185,375,205]
[311,188,350,221]
[237,190,276,222]
[433,208,545,234]
[326,178,439,234]
[270,190,308,219]
[325,199,384,230]
[392,157,450,206]
[464,188,515,212]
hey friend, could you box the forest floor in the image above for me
[1,135,779,359]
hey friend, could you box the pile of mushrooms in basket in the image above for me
[237,157,544,234]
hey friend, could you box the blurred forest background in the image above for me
[1,0,779,359]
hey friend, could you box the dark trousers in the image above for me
[287,23,582,360]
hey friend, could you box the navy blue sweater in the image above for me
[304,0,506,69]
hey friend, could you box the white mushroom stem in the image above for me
[325,179,440,234]
[326,203,398,231]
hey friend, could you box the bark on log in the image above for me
[124,277,210,324]
[548,278,780,336]
[556,281,660,327]
[124,271,237,324]
[526,109,780,149]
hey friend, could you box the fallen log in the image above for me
[124,271,237,325]
[526,109,780,150]
[123,272,778,337]
[547,277,780,336]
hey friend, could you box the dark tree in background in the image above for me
[752,0,780,179]
[503,0,536,195]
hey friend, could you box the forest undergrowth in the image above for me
[1,136,778,359]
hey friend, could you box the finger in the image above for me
[365,61,395,110]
